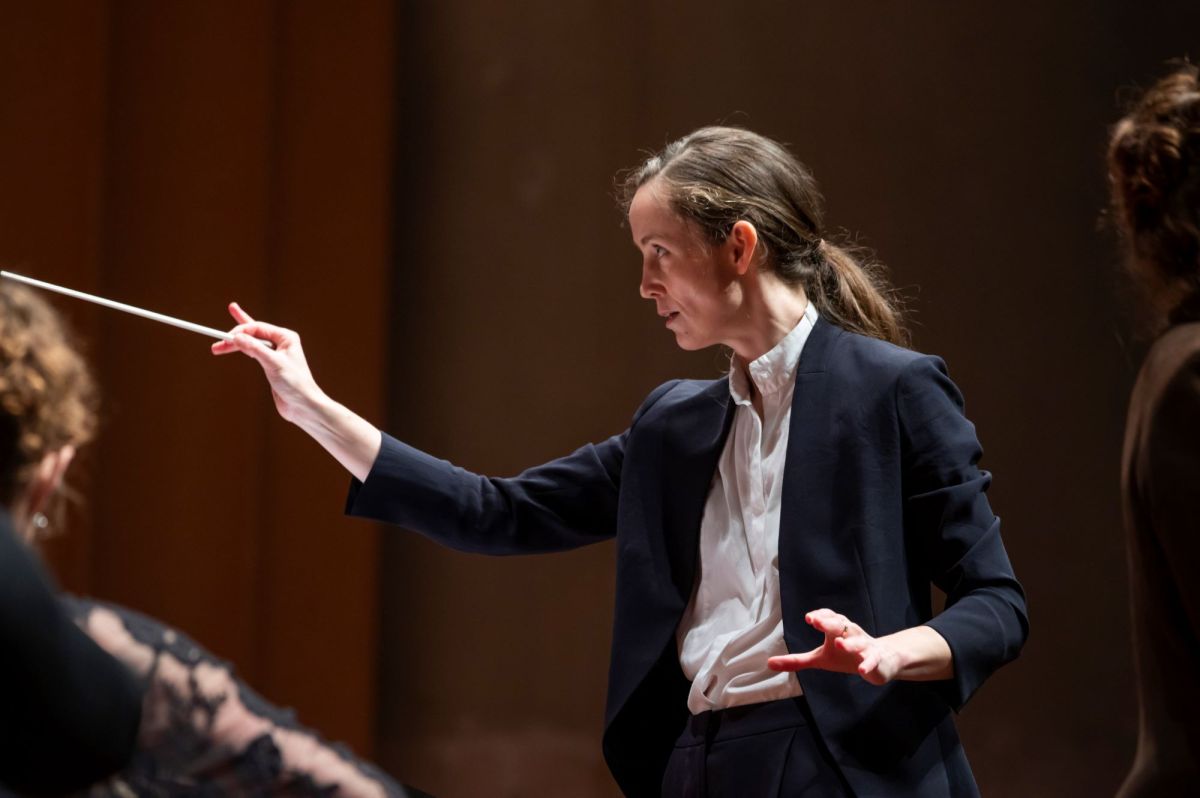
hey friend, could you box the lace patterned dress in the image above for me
[59,597,425,798]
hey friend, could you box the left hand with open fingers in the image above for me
[767,608,903,686]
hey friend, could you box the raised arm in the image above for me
[345,380,679,554]
[212,303,381,481]
[215,302,677,555]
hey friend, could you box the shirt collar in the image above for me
[729,301,819,404]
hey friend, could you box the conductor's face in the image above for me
[629,180,741,351]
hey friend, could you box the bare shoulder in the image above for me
[1139,323,1200,397]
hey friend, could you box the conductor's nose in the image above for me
[639,261,660,300]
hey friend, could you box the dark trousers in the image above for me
[661,697,853,798]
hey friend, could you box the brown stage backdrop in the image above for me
[3,2,1200,797]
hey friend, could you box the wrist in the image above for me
[877,625,952,681]
[291,393,382,483]
[878,631,914,676]
[289,389,338,434]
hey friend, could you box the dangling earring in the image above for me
[19,512,50,543]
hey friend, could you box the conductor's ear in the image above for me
[728,220,760,276]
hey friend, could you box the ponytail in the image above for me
[808,241,908,346]
[621,126,909,347]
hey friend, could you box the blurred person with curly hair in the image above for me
[1109,62,1200,798]
[0,280,418,797]
[0,280,141,795]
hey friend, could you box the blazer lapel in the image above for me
[779,318,846,654]
[658,378,734,604]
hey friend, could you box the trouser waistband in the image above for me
[676,696,810,747]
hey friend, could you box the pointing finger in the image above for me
[228,301,256,325]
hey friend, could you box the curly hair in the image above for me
[0,281,97,507]
[1108,63,1200,328]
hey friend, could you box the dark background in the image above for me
[3,2,1199,796]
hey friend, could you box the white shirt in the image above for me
[677,301,819,714]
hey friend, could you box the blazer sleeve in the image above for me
[896,356,1029,711]
[345,381,679,555]
[0,515,143,795]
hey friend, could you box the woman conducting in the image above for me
[1109,65,1200,797]
[217,126,1028,797]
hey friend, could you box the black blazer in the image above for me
[347,318,1028,797]
[1117,322,1200,798]
[0,510,142,796]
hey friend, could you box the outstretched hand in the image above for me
[767,608,904,686]
[211,302,382,482]
[211,303,325,425]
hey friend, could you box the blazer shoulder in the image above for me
[656,376,724,400]
[829,328,941,388]
[631,377,725,426]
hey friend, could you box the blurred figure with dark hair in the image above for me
[0,280,414,797]
[1109,63,1200,798]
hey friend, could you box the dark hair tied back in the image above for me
[620,126,907,346]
